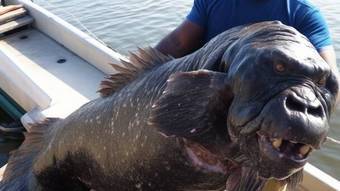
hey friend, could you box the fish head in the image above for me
[150,22,338,188]
[224,23,339,180]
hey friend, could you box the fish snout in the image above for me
[284,89,325,119]
[260,87,329,149]
[283,87,328,149]
[254,87,330,178]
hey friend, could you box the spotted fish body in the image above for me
[31,69,228,190]
[1,37,231,191]
[0,21,338,191]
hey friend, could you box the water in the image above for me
[24,0,340,179]
[35,0,192,54]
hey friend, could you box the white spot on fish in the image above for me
[122,132,126,137]
[190,128,197,133]
[134,133,140,142]
[135,183,142,189]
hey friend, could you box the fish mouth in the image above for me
[257,132,312,164]
[255,131,313,179]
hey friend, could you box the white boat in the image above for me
[0,0,339,190]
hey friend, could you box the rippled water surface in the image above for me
[35,0,340,179]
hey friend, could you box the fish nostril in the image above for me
[307,105,323,117]
[286,95,306,113]
[286,95,324,117]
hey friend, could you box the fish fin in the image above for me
[262,170,303,191]
[226,167,266,191]
[149,70,233,141]
[98,47,174,97]
[0,118,60,190]
[285,170,303,191]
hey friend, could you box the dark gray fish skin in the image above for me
[30,72,229,190]
[32,77,227,191]
[15,31,235,191]
[0,21,338,191]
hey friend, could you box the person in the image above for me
[155,0,339,95]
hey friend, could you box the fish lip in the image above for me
[256,132,310,165]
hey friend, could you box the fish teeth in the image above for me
[299,145,311,156]
[272,138,283,149]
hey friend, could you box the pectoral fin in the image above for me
[149,70,233,141]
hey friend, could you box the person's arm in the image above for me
[319,46,338,75]
[156,0,208,58]
[318,46,340,104]
[155,20,205,58]
[294,5,339,103]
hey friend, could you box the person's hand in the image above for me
[0,4,23,16]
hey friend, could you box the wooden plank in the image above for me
[0,8,27,23]
[0,4,23,15]
[0,15,33,34]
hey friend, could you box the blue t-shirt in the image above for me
[187,0,332,51]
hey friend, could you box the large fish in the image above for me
[0,21,338,191]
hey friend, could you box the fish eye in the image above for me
[274,63,285,73]
[317,76,327,86]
